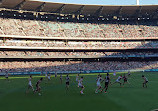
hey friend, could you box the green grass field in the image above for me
[0,72,158,111]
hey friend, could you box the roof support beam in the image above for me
[114,6,122,16]
[133,6,142,17]
[151,7,158,18]
[14,0,26,10]
[36,2,46,12]
[94,6,103,16]
[74,5,85,15]
[54,4,65,13]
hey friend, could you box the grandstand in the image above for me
[0,0,157,74]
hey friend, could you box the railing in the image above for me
[0,35,158,41]
[0,55,157,59]
[0,46,158,50]
[0,69,157,76]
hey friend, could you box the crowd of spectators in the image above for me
[0,17,157,74]
[0,18,157,38]
[0,51,158,57]
[0,61,157,73]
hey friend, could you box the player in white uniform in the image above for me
[112,75,122,86]
[78,76,84,94]
[128,71,131,76]
[47,74,51,81]
[142,75,148,88]
[76,74,79,82]
[113,71,116,76]
[95,75,102,93]
[45,73,48,80]
[26,75,34,93]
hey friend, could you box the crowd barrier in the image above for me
[0,69,156,76]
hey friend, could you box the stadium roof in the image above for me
[0,0,158,16]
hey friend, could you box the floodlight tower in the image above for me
[136,0,140,5]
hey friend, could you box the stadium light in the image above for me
[136,0,140,5]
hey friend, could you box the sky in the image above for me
[41,0,158,5]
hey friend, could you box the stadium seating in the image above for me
[0,14,158,73]
[0,61,157,73]
[0,18,157,38]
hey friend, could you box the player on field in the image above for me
[26,75,34,93]
[101,73,110,93]
[123,74,130,85]
[95,74,102,93]
[113,71,116,76]
[34,78,43,96]
[128,71,131,76]
[45,73,48,80]
[142,75,148,88]
[65,75,70,91]
[47,74,51,81]
[55,72,57,78]
[78,76,85,94]
[60,74,62,84]
[5,73,9,81]
[112,75,122,86]
[76,74,79,82]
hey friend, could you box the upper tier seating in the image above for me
[0,18,157,38]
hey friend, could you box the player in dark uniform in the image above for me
[34,78,43,95]
[55,72,57,78]
[142,75,148,88]
[65,75,70,91]
[123,74,130,85]
[101,73,110,93]
[60,74,62,84]
[5,73,9,81]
